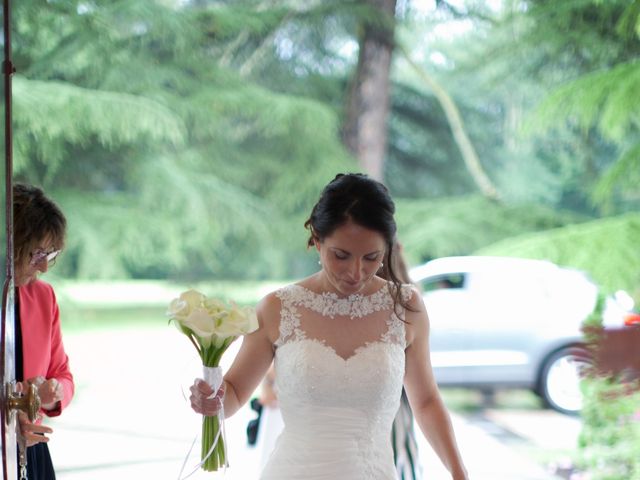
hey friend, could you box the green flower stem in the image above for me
[199,339,236,472]
[201,414,226,471]
[202,337,236,367]
[187,334,202,356]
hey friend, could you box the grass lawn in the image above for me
[54,278,286,333]
[60,305,168,333]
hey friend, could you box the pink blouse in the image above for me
[18,280,74,417]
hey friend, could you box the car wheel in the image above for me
[539,346,589,415]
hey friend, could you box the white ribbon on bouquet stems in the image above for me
[178,366,228,479]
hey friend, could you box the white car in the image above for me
[409,256,622,414]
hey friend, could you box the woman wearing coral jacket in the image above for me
[13,183,74,480]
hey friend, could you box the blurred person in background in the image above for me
[13,183,75,480]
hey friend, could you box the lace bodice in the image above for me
[260,283,413,480]
[274,284,408,351]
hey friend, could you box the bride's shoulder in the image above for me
[255,282,300,323]
[401,286,429,342]
[386,281,422,306]
[401,284,423,308]
[257,289,282,315]
[254,289,284,341]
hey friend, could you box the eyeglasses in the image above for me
[29,248,61,267]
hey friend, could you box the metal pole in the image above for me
[2,0,13,259]
[1,0,14,477]
[3,0,13,279]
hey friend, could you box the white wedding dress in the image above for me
[260,283,411,480]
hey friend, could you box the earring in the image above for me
[318,260,322,266]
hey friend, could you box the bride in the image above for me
[190,173,468,480]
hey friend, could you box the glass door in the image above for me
[1,0,18,477]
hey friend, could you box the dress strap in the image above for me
[274,285,307,347]
[381,284,413,347]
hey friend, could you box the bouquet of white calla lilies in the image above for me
[167,289,258,473]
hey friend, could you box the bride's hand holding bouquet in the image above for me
[167,289,258,472]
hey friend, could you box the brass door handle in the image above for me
[5,382,41,424]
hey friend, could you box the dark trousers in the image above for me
[17,443,56,480]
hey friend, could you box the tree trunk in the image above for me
[342,0,397,182]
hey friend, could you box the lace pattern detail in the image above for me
[275,283,413,348]
[275,287,307,345]
[297,285,393,319]
[381,284,413,346]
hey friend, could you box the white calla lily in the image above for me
[166,289,258,473]
[180,289,205,309]
[166,298,189,320]
[182,308,217,348]
[167,290,258,357]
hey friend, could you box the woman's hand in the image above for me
[17,411,52,447]
[189,379,225,416]
[24,376,64,411]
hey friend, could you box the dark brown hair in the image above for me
[304,173,412,312]
[13,183,66,268]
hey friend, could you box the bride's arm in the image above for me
[191,293,279,418]
[403,289,468,480]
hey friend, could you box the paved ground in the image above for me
[47,327,579,479]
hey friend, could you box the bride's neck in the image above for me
[310,271,382,298]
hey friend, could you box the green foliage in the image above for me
[395,195,583,266]
[523,1,640,208]
[385,82,478,198]
[420,0,640,214]
[13,76,185,178]
[476,213,640,295]
[593,143,640,212]
[583,291,609,331]
[534,60,640,144]
[577,378,640,479]
[13,0,355,280]
[11,0,640,283]
[616,0,640,39]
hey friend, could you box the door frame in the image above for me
[1,0,17,476]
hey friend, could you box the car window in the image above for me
[420,273,465,292]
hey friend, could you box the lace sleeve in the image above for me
[400,283,415,303]
[380,284,414,347]
[274,285,306,347]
